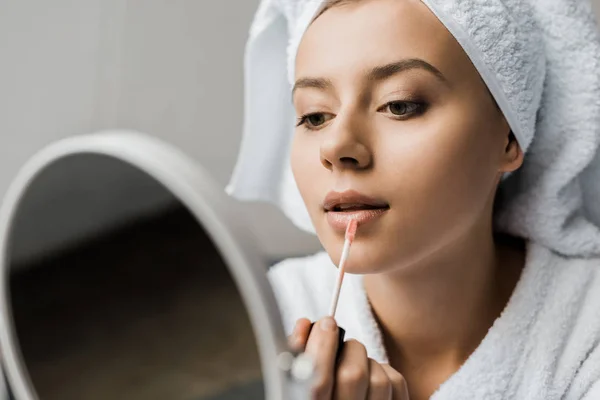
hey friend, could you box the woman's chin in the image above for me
[324,239,391,275]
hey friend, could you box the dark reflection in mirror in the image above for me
[6,154,264,400]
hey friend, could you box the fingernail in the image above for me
[320,317,337,332]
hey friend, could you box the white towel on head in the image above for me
[494,0,600,256]
[227,0,600,257]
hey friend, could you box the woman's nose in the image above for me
[319,122,372,171]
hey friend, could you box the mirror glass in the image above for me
[5,153,264,400]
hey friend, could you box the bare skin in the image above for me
[289,0,526,399]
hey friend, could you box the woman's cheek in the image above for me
[291,135,322,214]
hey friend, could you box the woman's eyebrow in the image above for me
[292,77,334,98]
[367,58,448,84]
[292,58,448,99]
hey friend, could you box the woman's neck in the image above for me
[363,224,525,398]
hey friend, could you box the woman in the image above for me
[228,0,600,399]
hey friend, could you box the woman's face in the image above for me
[291,0,517,274]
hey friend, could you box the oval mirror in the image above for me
[0,132,308,400]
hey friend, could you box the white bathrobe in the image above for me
[268,242,600,399]
[227,0,600,398]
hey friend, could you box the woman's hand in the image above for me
[290,317,410,400]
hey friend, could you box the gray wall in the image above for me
[0,0,321,262]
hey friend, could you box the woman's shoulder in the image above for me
[537,242,600,293]
[267,251,338,334]
[526,241,600,287]
[522,242,600,398]
[528,242,600,332]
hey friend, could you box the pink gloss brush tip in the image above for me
[345,219,358,243]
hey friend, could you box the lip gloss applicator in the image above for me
[303,219,358,362]
[329,219,358,317]
[327,219,358,361]
[281,220,356,382]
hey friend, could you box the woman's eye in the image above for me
[381,101,425,118]
[296,113,333,129]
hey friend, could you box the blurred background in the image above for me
[0,2,324,399]
[0,0,322,268]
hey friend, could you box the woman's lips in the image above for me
[323,190,389,232]
[326,208,389,232]
[323,190,388,211]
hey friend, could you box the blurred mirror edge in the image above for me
[1,142,270,400]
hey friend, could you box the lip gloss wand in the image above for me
[281,220,359,385]
[329,219,358,317]
[296,219,358,369]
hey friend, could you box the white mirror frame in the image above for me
[0,130,302,400]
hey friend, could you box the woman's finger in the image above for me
[333,340,369,400]
[380,364,410,400]
[288,318,313,351]
[304,316,340,400]
[366,359,392,400]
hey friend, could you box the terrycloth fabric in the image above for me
[494,0,600,257]
[268,243,600,399]
[227,0,600,256]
